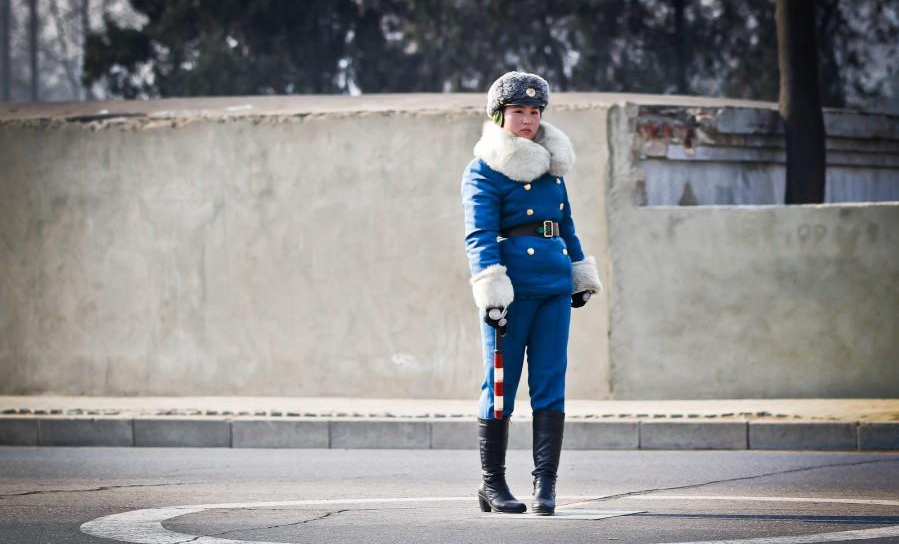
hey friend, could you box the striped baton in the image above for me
[488,308,508,420]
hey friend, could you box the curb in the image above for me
[1,417,897,450]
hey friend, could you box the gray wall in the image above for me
[2,94,897,399]
[0,97,611,399]
[635,105,899,205]
[607,103,899,399]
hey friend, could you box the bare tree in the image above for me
[29,0,38,101]
[673,0,688,95]
[776,0,826,204]
[1,0,116,102]
[81,0,88,99]
[47,0,76,95]
[1,0,9,101]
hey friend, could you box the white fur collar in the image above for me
[473,121,576,182]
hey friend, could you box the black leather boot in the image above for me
[478,417,526,513]
[531,410,565,515]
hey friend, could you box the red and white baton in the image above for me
[488,308,508,420]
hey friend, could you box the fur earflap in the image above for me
[470,264,515,310]
[571,255,603,295]
[473,121,575,182]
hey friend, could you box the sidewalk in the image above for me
[1,396,897,450]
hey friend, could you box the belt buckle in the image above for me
[542,220,554,238]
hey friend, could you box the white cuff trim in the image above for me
[470,264,515,310]
[571,255,603,295]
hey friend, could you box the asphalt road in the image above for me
[1,447,898,544]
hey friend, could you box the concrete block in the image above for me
[749,422,857,450]
[859,423,899,450]
[232,419,328,448]
[641,421,747,450]
[134,418,231,447]
[566,421,639,450]
[430,420,477,449]
[0,417,38,446]
[507,419,533,450]
[330,420,429,449]
[0,106,613,402]
[38,418,133,446]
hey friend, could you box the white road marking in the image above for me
[627,494,899,507]
[623,495,899,544]
[660,526,899,544]
[80,495,899,544]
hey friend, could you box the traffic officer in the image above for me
[461,71,602,515]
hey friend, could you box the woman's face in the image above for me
[503,105,541,140]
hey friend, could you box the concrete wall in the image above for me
[635,105,899,205]
[606,103,899,398]
[0,96,611,399]
[2,94,897,399]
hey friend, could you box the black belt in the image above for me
[501,221,560,238]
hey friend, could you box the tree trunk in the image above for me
[622,0,639,91]
[29,0,39,101]
[776,0,826,204]
[673,0,688,95]
[49,0,81,98]
[1,0,9,101]
[81,0,90,100]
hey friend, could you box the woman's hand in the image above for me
[571,291,591,308]
[484,307,508,335]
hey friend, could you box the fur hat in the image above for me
[485,71,550,119]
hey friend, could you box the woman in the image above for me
[461,71,602,515]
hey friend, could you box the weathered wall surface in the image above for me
[607,103,899,399]
[2,94,896,400]
[634,105,899,205]
[0,96,611,399]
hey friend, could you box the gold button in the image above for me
[562,249,568,255]
[527,248,535,255]
[556,178,562,185]
[560,203,565,210]
[526,209,534,216]
[524,183,532,190]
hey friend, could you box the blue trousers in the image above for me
[479,293,571,419]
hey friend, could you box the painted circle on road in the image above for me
[80,494,899,544]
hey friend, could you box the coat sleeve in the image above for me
[462,166,502,274]
[462,164,514,309]
[558,178,585,262]
[559,178,603,295]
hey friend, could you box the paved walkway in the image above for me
[1,397,897,450]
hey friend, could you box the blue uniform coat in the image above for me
[460,120,602,418]
[462,121,600,307]
[463,159,584,298]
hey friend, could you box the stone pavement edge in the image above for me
[0,397,896,451]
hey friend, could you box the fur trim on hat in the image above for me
[473,121,576,182]
[571,255,603,295]
[485,71,550,118]
[470,264,515,310]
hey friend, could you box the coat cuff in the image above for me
[470,264,514,310]
[571,255,603,295]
